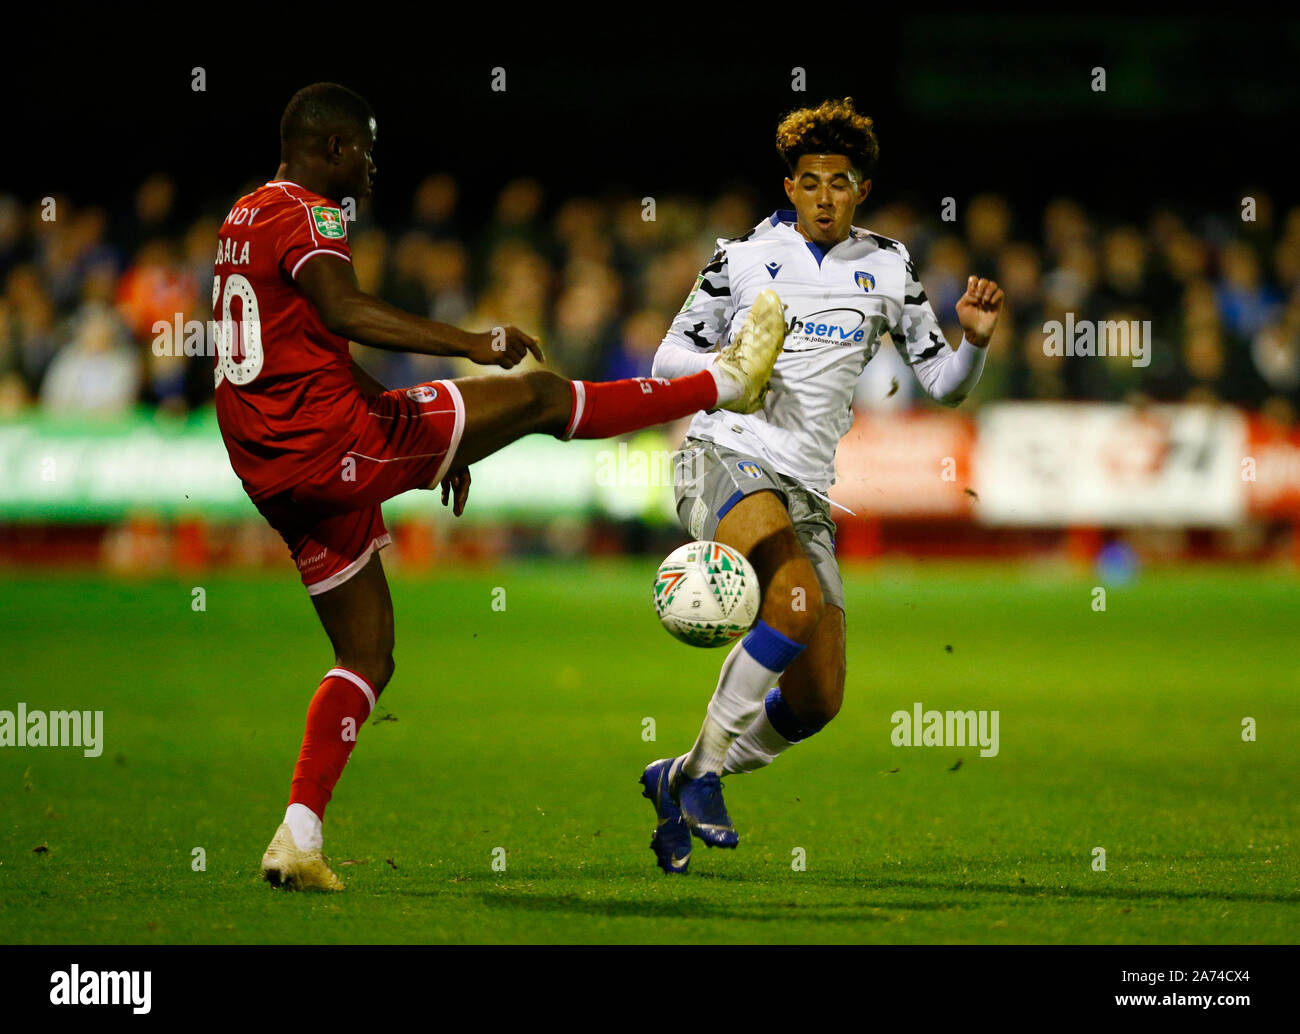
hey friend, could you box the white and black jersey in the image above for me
[653,209,986,493]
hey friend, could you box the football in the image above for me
[652,540,761,647]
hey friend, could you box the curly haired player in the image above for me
[640,97,1004,873]
[214,83,788,890]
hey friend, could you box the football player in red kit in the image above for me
[215,83,786,890]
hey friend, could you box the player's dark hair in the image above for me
[775,97,879,181]
[280,83,374,155]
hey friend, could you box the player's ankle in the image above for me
[682,755,724,780]
[285,802,323,851]
[708,360,742,406]
[683,716,735,778]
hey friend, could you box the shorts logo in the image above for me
[311,206,347,240]
[736,461,764,479]
[297,547,328,571]
[406,385,439,403]
[854,271,875,292]
[689,497,708,539]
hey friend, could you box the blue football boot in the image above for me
[674,769,739,849]
[640,757,692,874]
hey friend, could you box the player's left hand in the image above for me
[955,276,1005,348]
[440,468,471,517]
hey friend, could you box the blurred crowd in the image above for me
[2,172,1298,424]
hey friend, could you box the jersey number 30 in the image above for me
[212,273,264,386]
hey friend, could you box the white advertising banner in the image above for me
[972,403,1248,526]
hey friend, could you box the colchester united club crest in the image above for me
[854,270,875,292]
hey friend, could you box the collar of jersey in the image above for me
[766,209,857,267]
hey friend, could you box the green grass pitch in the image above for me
[1,560,1296,944]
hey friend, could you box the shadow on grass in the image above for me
[814,874,1300,906]
[408,869,1300,924]
[466,889,903,923]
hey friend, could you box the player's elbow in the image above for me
[921,375,969,408]
[317,296,359,339]
[313,285,373,340]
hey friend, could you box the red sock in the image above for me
[288,667,378,819]
[562,371,717,440]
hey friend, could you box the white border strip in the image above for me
[273,183,322,247]
[428,380,467,486]
[291,248,352,280]
[305,532,392,597]
[562,380,585,440]
[324,666,377,713]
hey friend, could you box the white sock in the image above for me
[707,358,743,406]
[683,714,735,777]
[684,635,793,778]
[723,704,798,774]
[284,802,323,851]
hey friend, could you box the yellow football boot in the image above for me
[713,288,787,414]
[260,823,344,892]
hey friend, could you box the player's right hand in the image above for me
[467,326,545,369]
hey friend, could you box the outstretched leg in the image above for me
[447,369,714,470]
[445,286,790,469]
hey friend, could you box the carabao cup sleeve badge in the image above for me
[311,206,347,240]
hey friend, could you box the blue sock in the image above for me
[763,687,826,743]
[741,620,805,671]
[686,620,808,778]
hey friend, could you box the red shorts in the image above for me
[252,380,466,594]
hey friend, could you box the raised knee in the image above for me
[772,676,841,738]
[340,652,394,695]
[523,370,571,428]
[796,690,841,731]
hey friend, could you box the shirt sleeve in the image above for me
[893,245,986,406]
[651,243,735,380]
[278,199,353,282]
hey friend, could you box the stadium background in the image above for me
[1,16,1297,947]
[3,17,1300,567]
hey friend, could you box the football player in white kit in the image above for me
[640,97,1005,873]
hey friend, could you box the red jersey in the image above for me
[212,180,368,501]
